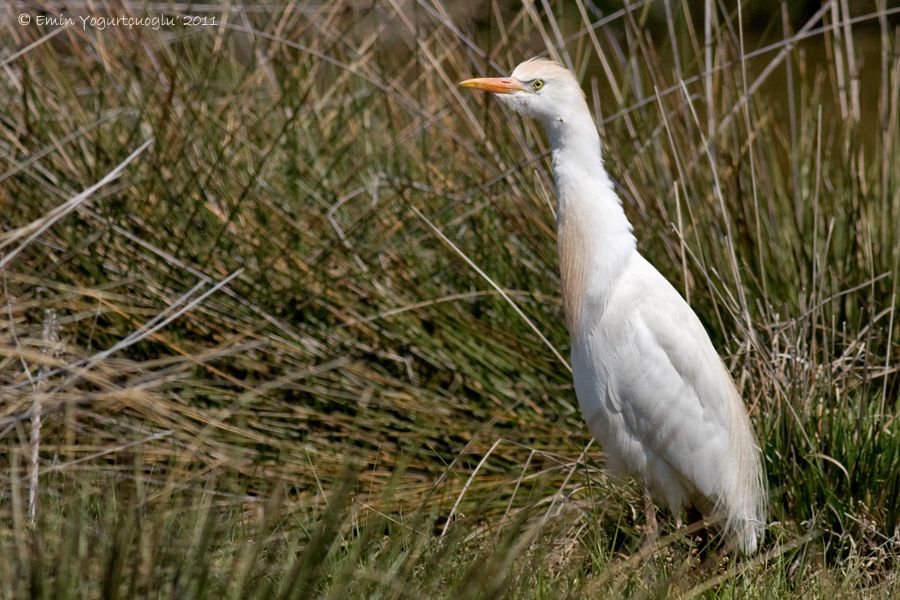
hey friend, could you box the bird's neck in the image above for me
[545,111,637,335]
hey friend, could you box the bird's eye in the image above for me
[532,79,544,91]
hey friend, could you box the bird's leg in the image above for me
[641,488,659,546]
[684,506,711,555]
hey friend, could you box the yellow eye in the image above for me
[532,79,544,91]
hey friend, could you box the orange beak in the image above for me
[459,77,525,94]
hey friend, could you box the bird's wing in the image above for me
[597,257,736,499]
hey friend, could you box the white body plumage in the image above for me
[461,58,766,553]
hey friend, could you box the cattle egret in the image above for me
[460,58,766,554]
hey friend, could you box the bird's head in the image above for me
[459,58,587,124]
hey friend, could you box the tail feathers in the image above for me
[694,490,765,554]
[717,391,768,555]
[730,512,765,555]
[703,480,765,554]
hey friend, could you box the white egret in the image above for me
[460,58,766,554]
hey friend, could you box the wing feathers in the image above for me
[581,255,766,552]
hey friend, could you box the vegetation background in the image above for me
[1,0,899,597]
